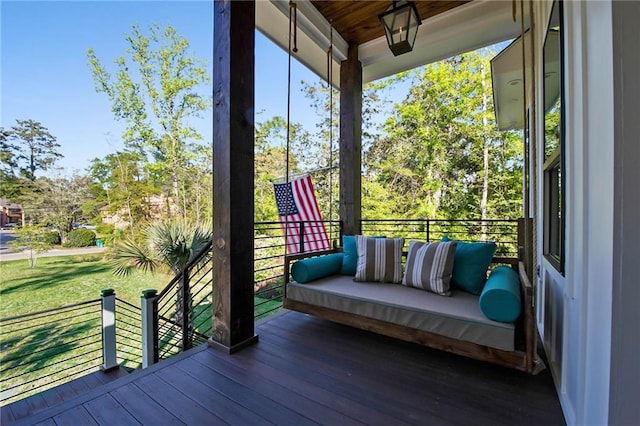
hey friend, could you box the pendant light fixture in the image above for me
[379,1,422,56]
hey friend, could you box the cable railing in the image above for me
[0,300,103,405]
[113,297,143,371]
[254,220,342,319]
[147,240,213,364]
[361,218,520,257]
[0,218,522,406]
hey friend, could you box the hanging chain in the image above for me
[327,23,335,246]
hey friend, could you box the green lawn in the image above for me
[0,255,171,318]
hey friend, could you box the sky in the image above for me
[1,0,373,175]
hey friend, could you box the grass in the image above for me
[0,255,172,318]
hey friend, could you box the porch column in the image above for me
[339,42,362,235]
[210,0,258,353]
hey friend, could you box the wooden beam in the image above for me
[210,0,258,353]
[339,42,362,236]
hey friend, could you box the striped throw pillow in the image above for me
[354,236,405,283]
[402,241,457,296]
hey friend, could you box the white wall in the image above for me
[609,1,640,424]
[535,0,616,424]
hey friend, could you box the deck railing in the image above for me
[0,218,521,404]
[146,240,213,364]
[361,218,519,257]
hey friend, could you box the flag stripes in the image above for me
[274,175,330,254]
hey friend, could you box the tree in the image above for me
[9,224,53,268]
[0,128,22,199]
[24,174,94,241]
[88,24,211,219]
[366,51,522,221]
[88,151,155,236]
[8,119,62,180]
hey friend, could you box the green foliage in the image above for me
[5,119,62,181]
[64,229,97,247]
[8,224,53,268]
[110,220,211,276]
[364,51,522,221]
[42,231,62,245]
[21,174,94,238]
[87,24,211,222]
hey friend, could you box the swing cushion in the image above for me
[291,253,344,284]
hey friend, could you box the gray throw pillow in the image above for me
[354,236,404,284]
[402,240,457,296]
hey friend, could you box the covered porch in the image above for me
[4,311,564,425]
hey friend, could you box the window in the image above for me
[543,0,564,273]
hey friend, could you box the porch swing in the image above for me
[281,1,542,375]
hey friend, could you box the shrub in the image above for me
[64,229,97,247]
[41,231,61,246]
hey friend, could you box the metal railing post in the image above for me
[299,221,305,253]
[181,269,192,351]
[101,288,118,371]
[141,289,158,368]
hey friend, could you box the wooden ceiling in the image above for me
[310,1,471,45]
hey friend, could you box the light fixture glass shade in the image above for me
[379,1,422,56]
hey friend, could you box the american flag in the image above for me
[274,175,330,254]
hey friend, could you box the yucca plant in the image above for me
[110,220,212,338]
[110,221,212,276]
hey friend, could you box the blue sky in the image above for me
[1,1,361,174]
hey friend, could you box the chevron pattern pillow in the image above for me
[402,240,457,296]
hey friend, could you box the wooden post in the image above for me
[100,289,118,371]
[339,42,362,236]
[210,0,258,353]
[141,289,158,368]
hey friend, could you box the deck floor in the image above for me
[4,311,565,425]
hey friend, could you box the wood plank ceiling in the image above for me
[310,0,471,45]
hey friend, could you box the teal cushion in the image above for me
[292,253,343,283]
[341,235,385,275]
[479,265,521,323]
[341,235,358,275]
[442,236,497,295]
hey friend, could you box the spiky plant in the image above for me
[110,220,212,345]
[110,221,212,276]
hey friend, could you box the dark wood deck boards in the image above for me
[4,311,565,425]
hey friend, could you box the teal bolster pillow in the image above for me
[442,236,496,295]
[479,265,521,323]
[292,253,343,283]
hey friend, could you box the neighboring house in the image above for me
[0,199,23,228]
[99,194,174,229]
[209,1,638,425]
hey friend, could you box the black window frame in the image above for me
[543,0,565,274]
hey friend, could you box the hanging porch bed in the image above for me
[282,229,544,375]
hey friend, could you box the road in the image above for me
[0,230,106,262]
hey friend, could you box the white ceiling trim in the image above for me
[257,0,530,86]
[360,0,530,83]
